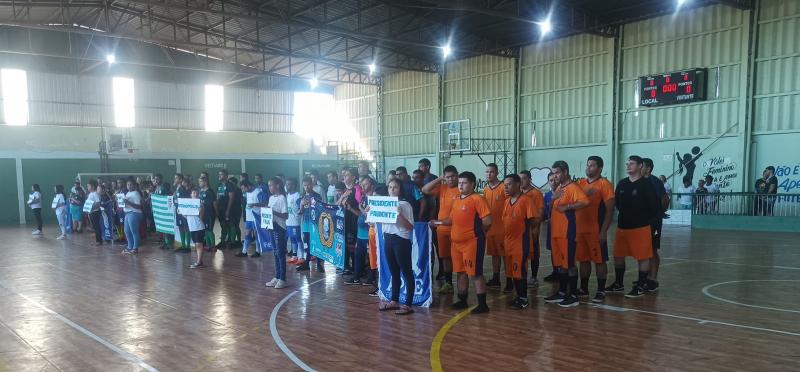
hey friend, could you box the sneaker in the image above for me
[234,252,248,257]
[451,300,469,310]
[544,292,566,303]
[250,252,261,258]
[502,282,514,294]
[604,282,625,293]
[189,263,204,269]
[644,280,659,293]
[528,277,539,287]
[274,279,288,289]
[592,291,606,303]
[543,272,558,282]
[558,295,580,308]
[486,278,501,288]
[368,287,379,297]
[470,304,490,314]
[625,286,645,298]
[31,230,42,235]
[265,278,278,287]
[344,278,361,285]
[56,235,65,240]
[438,282,454,294]
[511,298,529,310]
[574,288,590,297]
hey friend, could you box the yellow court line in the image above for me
[430,308,473,372]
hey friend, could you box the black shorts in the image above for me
[204,213,216,230]
[651,219,663,250]
[190,229,205,244]
[229,209,242,225]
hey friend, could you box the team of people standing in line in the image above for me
[30,154,667,315]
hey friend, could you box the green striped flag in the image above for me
[152,194,176,234]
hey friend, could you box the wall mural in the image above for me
[701,155,738,190]
[675,146,703,184]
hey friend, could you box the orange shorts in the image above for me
[576,233,609,264]
[368,226,378,270]
[451,238,486,277]
[551,237,577,270]
[436,228,451,258]
[613,226,653,261]
[486,234,505,256]
[504,237,530,279]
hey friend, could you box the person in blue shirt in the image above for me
[418,158,438,185]
[542,172,558,282]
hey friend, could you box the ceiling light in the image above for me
[309,77,319,89]
[368,63,376,74]
[106,54,116,64]
[441,44,452,59]
[538,19,552,35]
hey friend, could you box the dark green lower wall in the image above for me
[245,159,300,181]
[692,215,800,233]
[0,159,19,224]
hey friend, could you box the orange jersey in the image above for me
[431,184,460,231]
[522,188,545,216]
[550,182,589,238]
[482,182,506,236]
[449,193,491,243]
[502,195,538,244]
[576,178,615,234]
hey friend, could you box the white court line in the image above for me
[660,257,800,271]
[0,281,159,372]
[269,278,326,372]
[701,280,800,314]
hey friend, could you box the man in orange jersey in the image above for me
[519,170,545,287]
[431,171,493,314]
[543,161,590,308]
[422,165,460,294]
[575,156,615,303]
[483,163,510,292]
[605,156,661,298]
[502,174,540,309]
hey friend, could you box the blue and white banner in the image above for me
[309,201,345,269]
[376,222,433,308]
[253,210,274,253]
[99,200,114,241]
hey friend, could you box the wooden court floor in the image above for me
[0,224,798,371]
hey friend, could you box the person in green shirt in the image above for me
[215,169,237,249]
[199,176,217,249]
[174,175,192,252]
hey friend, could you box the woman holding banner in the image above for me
[376,179,416,315]
[122,180,143,254]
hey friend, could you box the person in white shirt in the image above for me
[236,181,268,258]
[84,180,103,245]
[704,175,720,214]
[676,176,696,210]
[185,189,207,268]
[375,179,416,316]
[326,171,339,204]
[309,170,324,196]
[122,180,144,254]
[28,184,43,235]
[286,178,304,265]
[659,175,672,195]
[265,177,290,289]
[52,184,68,239]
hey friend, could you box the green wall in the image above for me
[0,159,19,224]
[245,159,300,181]
[108,158,176,180]
[180,159,242,180]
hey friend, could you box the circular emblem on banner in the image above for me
[318,212,334,248]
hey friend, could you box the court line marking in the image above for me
[430,307,472,372]
[591,303,800,337]
[701,280,800,314]
[0,281,159,372]
[660,257,800,271]
[270,277,327,372]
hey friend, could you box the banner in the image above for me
[376,222,433,307]
[151,194,177,234]
[177,198,200,216]
[99,200,113,241]
[366,196,400,223]
[83,200,93,213]
[260,207,274,229]
[309,201,345,269]
[253,210,273,253]
[116,194,126,208]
